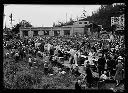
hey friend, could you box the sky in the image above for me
[3,4,101,28]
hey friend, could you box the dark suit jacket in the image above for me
[75,82,81,90]
[98,57,106,68]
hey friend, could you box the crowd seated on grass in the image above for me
[3,32,125,89]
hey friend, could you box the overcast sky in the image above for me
[4,4,101,28]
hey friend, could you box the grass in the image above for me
[3,49,124,90]
[3,49,77,89]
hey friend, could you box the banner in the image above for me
[111,14,125,30]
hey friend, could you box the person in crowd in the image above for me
[72,66,81,77]
[75,80,82,90]
[85,62,93,88]
[15,51,19,63]
[28,55,33,68]
[49,46,55,62]
[107,54,116,78]
[114,57,124,87]
[69,47,76,66]
[19,48,24,60]
[100,71,108,80]
[97,53,106,77]
[58,49,64,57]
[44,61,49,75]
[74,51,78,66]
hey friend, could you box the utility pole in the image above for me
[9,13,15,29]
[76,16,78,21]
[83,9,87,18]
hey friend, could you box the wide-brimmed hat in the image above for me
[117,56,123,60]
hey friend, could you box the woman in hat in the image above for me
[114,57,123,86]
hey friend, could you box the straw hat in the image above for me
[117,56,123,60]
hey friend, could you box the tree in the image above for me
[20,20,33,27]
[86,4,125,32]
[12,20,32,34]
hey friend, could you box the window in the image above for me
[64,30,70,35]
[44,30,49,35]
[79,22,82,24]
[33,31,38,36]
[84,22,88,24]
[23,30,28,36]
[54,30,60,36]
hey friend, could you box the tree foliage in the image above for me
[54,4,125,31]
[12,20,33,34]
[86,4,125,31]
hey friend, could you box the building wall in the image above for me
[38,30,44,36]
[62,27,71,36]
[73,21,89,26]
[73,27,84,34]
[20,20,90,38]
[49,28,54,36]
[20,26,88,38]
[28,30,32,37]
[60,28,64,36]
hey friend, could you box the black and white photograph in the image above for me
[3,3,125,91]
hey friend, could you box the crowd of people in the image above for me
[3,32,125,89]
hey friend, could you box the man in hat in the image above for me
[44,61,49,75]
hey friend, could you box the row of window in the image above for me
[79,22,88,24]
[23,30,70,36]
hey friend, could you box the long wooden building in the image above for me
[19,20,92,38]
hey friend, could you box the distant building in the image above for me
[112,3,125,7]
[19,19,91,38]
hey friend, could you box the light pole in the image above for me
[9,13,15,30]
